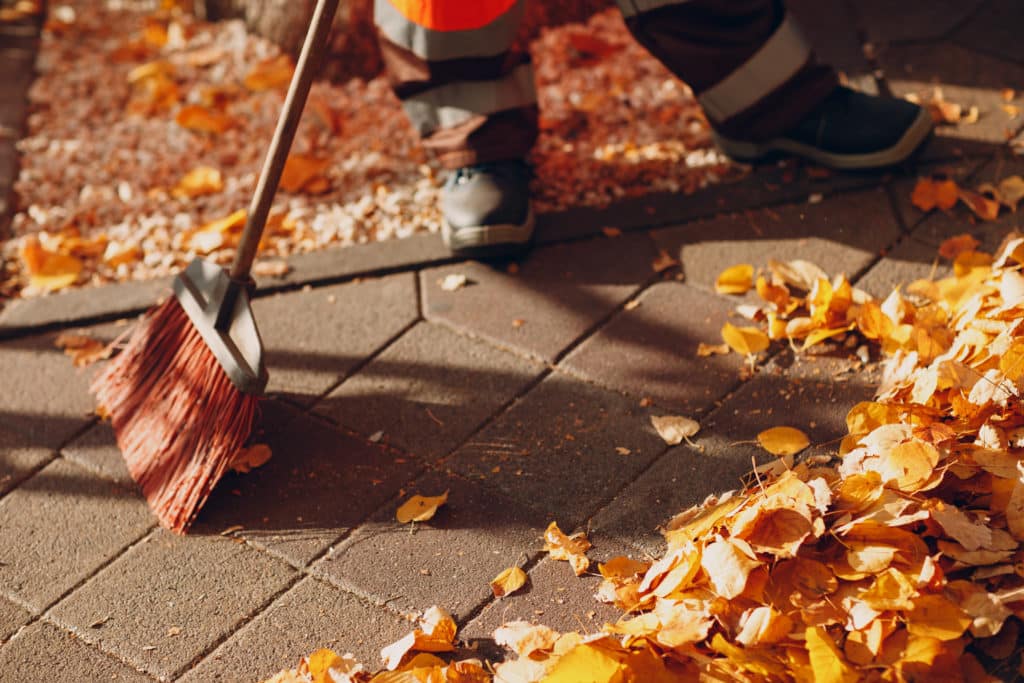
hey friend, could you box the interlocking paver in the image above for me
[0,422,52,497]
[651,188,901,296]
[852,0,985,44]
[444,373,668,531]
[883,43,1024,161]
[460,556,623,656]
[0,621,154,683]
[0,458,152,612]
[59,421,135,490]
[0,332,98,449]
[954,0,1024,65]
[0,595,30,643]
[313,469,549,622]
[254,273,418,403]
[49,529,297,680]
[193,410,423,567]
[316,322,544,458]
[855,235,949,300]
[559,281,744,414]
[180,577,410,682]
[588,441,753,559]
[421,233,658,363]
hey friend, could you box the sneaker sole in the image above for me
[713,106,934,170]
[442,208,535,259]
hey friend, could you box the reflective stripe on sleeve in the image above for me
[401,62,537,135]
[375,0,523,61]
[697,15,811,122]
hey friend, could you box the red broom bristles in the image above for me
[91,297,259,533]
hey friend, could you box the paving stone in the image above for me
[180,577,409,682]
[49,529,297,680]
[460,556,623,660]
[559,282,744,414]
[883,43,1024,162]
[855,235,950,300]
[313,469,549,623]
[0,458,152,612]
[422,234,658,363]
[954,0,1024,65]
[0,621,154,683]
[59,421,135,490]
[0,331,110,449]
[316,322,544,459]
[0,421,52,497]
[651,188,901,297]
[193,410,423,567]
[852,0,985,44]
[254,273,418,403]
[444,373,668,531]
[0,594,30,644]
[588,442,753,559]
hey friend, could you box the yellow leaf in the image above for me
[696,342,730,357]
[805,626,859,683]
[757,426,810,456]
[801,324,854,350]
[845,401,902,435]
[735,606,794,646]
[543,643,624,683]
[721,322,770,356]
[231,444,272,474]
[952,249,993,278]
[543,521,591,576]
[490,566,527,598]
[649,415,699,445]
[395,491,448,524]
[20,236,82,291]
[306,649,343,683]
[715,263,754,295]
[175,104,235,134]
[598,556,650,581]
[493,621,560,658]
[856,301,894,341]
[701,536,759,599]
[279,154,330,193]
[244,53,294,91]
[172,166,224,198]
[905,594,972,641]
[998,175,1024,210]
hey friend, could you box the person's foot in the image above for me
[712,86,933,170]
[441,160,534,259]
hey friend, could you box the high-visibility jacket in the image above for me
[374,0,836,168]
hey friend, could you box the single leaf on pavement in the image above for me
[543,521,591,576]
[721,322,770,356]
[715,263,754,295]
[757,426,810,456]
[231,444,272,474]
[490,566,528,598]
[650,415,699,445]
[396,491,449,524]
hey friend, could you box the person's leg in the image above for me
[375,0,536,256]
[617,0,932,169]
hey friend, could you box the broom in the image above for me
[92,0,341,533]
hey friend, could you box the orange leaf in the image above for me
[175,105,235,134]
[911,178,958,212]
[172,166,224,198]
[244,54,294,91]
[490,566,527,598]
[279,154,330,193]
[959,188,1001,221]
[543,521,591,576]
[938,233,980,260]
[757,426,810,456]
[715,263,754,295]
[395,491,448,524]
[721,322,770,356]
[19,236,82,291]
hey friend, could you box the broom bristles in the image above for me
[92,297,259,533]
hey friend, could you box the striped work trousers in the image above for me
[375,0,837,168]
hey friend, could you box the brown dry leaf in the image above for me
[938,233,980,260]
[650,415,699,445]
[715,263,754,295]
[395,491,449,524]
[490,566,528,598]
[493,621,559,658]
[231,444,272,474]
[244,54,294,91]
[721,321,770,356]
[997,175,1024,210]
[379,606,457,670]
[172,166,223,198]
[651,249,678,273]
[279,154,331,194]
[543,521,591,576]
[757,426,810,456]
[696,342,730,357]
[911,177,959,212]
[55,333,110,367]
[959,188,1001,221]
[175,105,235,134]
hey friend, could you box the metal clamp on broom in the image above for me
[92,0,341,533]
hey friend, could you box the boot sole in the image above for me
[713,107,934,170]
[442,208,535,259]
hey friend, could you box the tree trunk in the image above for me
[196,0,613,82]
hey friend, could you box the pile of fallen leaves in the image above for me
[263,230,1024,681]
[3,2,729,298]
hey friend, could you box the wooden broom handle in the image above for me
[230,0,341,281]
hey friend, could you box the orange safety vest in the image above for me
[384,0,518,32]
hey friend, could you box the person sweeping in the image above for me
[95,0,932,532]
[375,0,933,259]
